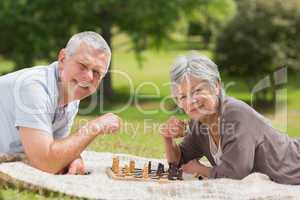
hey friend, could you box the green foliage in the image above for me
[187,0,236,49]
[75,0,207,66]
[0,0,205,69]
[0,0,207,96]
[215,0,300,82]
[0,0,77,68]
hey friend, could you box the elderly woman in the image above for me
[160,53,300,185]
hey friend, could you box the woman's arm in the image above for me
[160,117,185,165]
[163,138,181,165]
[209,111,256,179]
[160,117,205,167]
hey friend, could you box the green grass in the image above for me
[0,57,15,75]
[0,187,75,200]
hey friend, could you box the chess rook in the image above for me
[129,160,135,173]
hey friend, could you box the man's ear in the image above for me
[58,48,66,68]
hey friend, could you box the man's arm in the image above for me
[19,113,120,174]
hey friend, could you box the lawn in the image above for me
[0,34,299,199]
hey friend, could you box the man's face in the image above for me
[58,43,109,102]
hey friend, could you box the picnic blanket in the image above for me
[0,151,300,200]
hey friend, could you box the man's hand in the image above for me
[67,157,85,175]
[84,113,121,135]
[19,113,121,174]
[160,116,186,139]
[181,159,211,178]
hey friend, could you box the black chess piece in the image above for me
[168,162,178,180]
[177,168,183,180]
[148,161,151,174]
[156,163,164,176]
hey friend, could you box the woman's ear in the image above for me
[215,80,221,96]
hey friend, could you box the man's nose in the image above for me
[85,69,93,81]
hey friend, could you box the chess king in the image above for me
[160,53,300,185]
[0,31,121,175]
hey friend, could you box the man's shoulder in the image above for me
[14,62,58,95]
[16,62,56,84]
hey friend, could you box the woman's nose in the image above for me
[188,95,198,104]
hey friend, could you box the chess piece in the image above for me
[148,161,151,174]
[142,164,149,179]
[129,160,135,173]
[124,164,130,176]
[177,168,183,180]
[116,165,121,176]
[156,163,164,176]
[112,157,120,173]
[168,162,178,180]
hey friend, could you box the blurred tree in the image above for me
[0,0,77,68]
[187,0,236,49]
[75,0,208,98]
[0,0,207,101]
[215,0,300,103]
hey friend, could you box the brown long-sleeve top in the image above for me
[179,96,300,185]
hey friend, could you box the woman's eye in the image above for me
[180,96,186,100]
[195,88,202,93]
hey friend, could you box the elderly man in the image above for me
[0,31,121,174]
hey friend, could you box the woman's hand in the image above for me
[160,116,186,139]
[181,159,211,178]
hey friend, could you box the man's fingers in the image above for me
[67,164,77,175]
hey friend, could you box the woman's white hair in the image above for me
[170,52,225,98]
[65,31,111,72]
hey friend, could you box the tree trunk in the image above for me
[101,29,113,98]
[269,73,276,109]
[82,11,113,109]
[98,11,113,103]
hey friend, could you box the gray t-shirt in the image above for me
[0,62,79,153]
[179,96,300,185]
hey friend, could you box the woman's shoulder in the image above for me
[222,96,251,119]
[222,96,271,126]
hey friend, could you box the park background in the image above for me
[0,0,299,199]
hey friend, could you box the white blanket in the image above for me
[0,151,300,200]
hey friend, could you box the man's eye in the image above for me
[93,70,100,77]
[79,65,86,71]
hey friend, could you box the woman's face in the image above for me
[174,75,220,121]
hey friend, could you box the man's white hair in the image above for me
[65,31,111,71]
[170,52,225,98]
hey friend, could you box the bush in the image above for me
[215,0,300,86]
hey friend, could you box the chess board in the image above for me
[105,167,182,184]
